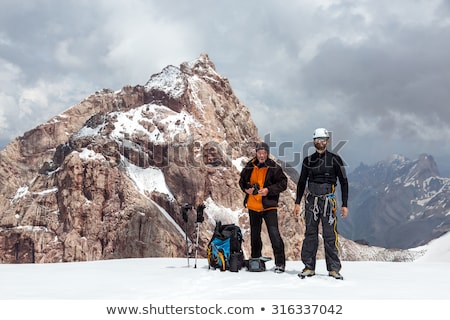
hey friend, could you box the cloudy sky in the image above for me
[1,0,450,175]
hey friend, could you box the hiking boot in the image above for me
[328,270,344,280]
[298,268,315,278]
[274,265,285,273]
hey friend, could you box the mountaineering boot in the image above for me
[328,270,344,280]
[298,268,315,278]
[274,265,285,274]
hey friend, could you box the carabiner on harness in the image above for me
[328,211,335,225]
[311,197,319,221]
[326,193,337,225]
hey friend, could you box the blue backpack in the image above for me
[207,221,243,272]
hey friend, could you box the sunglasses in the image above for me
[314,138,329,143]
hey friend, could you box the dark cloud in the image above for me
[297,4,450,144]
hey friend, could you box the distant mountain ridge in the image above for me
[341,153,450,249]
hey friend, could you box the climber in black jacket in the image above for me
[293,128,348,280]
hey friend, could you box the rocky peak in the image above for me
[404,154,440,184]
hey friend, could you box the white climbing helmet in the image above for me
[313,128,330,139]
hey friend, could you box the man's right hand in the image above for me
[293,203,301,217]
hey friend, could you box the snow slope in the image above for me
[1,233,449,319]
[0,257,448,300]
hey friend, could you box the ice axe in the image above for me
[194,203,205,268]
[181,203,192,267]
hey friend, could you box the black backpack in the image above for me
[207,221,244,272]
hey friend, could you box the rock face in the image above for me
[0,54,416,263]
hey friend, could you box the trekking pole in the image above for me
[185,221,189,268]
[181,203,192,267]
[194,222,200,268]
[194,204,205,268]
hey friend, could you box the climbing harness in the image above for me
[307,184,337,224]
